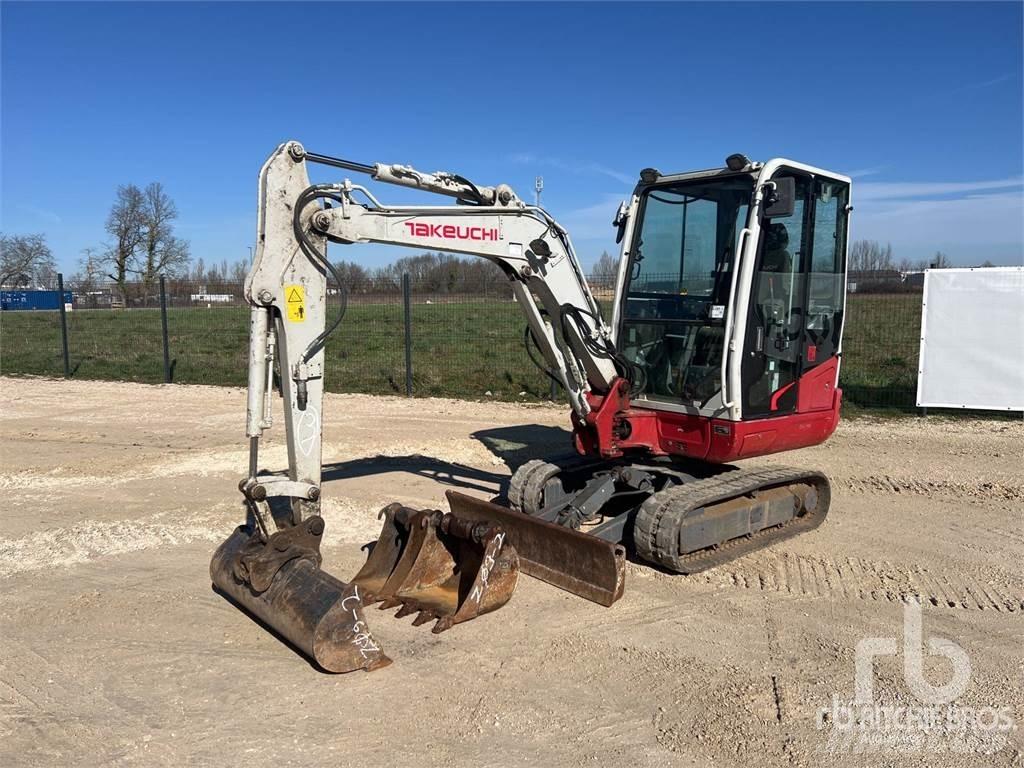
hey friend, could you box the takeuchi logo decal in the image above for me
[404,222,499,241]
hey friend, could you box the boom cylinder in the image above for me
[246,306,270,439]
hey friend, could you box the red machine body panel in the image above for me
[573,363,842,464]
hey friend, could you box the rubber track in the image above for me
[634,466,831,574]
[507,459,551,512]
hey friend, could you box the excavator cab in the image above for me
[614,161,851,437]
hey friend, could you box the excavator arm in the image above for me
[242,141,626,520]
[211,141,630,672]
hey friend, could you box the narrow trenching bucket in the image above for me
[352,504,519,633]
[211,521,392,673]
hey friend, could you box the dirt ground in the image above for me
[1,377,1021,767]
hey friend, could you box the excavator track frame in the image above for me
[634,466,830,573]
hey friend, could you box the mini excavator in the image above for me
[211,142,852,672]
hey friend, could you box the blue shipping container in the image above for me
[0,290,73,311]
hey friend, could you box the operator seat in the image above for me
[761,223,792,273]
[748,222,800,411]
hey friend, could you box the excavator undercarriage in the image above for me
[507,459,831,573]
[210,142,851,672]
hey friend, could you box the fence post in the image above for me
[57,272,70,377]
[159,275,171,383]
[550,377,558,402]
[402,272,413,396]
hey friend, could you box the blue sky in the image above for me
[2,1,1022,274]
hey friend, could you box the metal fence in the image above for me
[0,274,924,409]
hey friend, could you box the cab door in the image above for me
[739,171,851,419]
[740,171,813,418]
[799,178,850,411]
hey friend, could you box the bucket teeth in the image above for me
[351,502,520,632]
[412,611,435,627]
[394,603,419,619]
[432,616,454,634]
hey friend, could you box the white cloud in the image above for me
[509,152,537,165]
[15,203,62,225]
[848,166,886,179]
[577,163,635,186]
[947,73,1014,95]
[857,178,1023,202]
[854,190,1024,264]
[509,153,634,186]
[853,175,1024,263]
[557,194,625,243]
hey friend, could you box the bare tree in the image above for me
[101,183,191,304]
[931,251,953,269]
[229,259,248,282]
[333,260,370,291]
[849,240,895,273]
[103,184,145,301]
[0,233,57,288]
[69,246,105,294]
[590,251,618,283]
[133,182,191,294]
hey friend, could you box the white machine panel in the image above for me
[917,267,1023,411]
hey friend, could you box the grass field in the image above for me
[0,294,922,407]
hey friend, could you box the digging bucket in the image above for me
[352,504,519,633]
[211,523,391,673]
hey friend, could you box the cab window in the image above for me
[619,176,752,406]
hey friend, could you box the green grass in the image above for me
[0,302,552,400]
[0,294,921,407]
[839,294,922,409]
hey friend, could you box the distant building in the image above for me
[0,290,73,311]
[847,269,905,293]
[900,270,926,289]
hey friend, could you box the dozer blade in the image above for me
[352,504,519,633]
[445,490,626,607]
[211,523,391,673]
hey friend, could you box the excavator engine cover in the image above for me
[211,522,391,673]
[352,503,519,633]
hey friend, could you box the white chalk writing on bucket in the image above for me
[341,585,382,658]
[469,532,505,604]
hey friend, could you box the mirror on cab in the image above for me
[762,176,795,218]
[613,200,630,243]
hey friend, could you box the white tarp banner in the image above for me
[917,267,1023,411]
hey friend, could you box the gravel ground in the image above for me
[1,377,1021,767]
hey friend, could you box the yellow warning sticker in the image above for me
[285,284,305,323]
